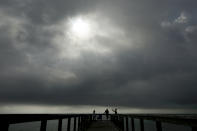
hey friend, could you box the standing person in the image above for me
[112,108,118,121]
[112,108,118,114]
[105,108,109,120]
[93,109,96,120]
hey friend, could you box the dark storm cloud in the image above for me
[0,0,197,110]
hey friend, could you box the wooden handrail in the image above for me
[111,114,197,131]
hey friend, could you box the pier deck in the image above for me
[87,121,119,131]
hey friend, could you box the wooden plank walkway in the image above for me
[86,121,120,131]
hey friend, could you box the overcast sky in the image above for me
[0,0,197,113]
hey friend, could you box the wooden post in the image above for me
[192,126,197,131]
[78,117,81,131]
[140,119,144,131]
[126,117,129,131]
[81,116,85,131]
[1,122,9,131]
[90,115,92,121]
[67,117,71,131]
[74,117,76,131]
[131,118,135,131]
[58,119,62,131]
[80,116,84,131]
[121,116,124,131]
[156,121,162,131]
[111,115,113,121]
[84,116,88,129]
[40,120,47,131]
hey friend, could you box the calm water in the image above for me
[9,116,192,131]
[9,118,77,131]
[125,118,191,131]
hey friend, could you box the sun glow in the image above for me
[69,17,91,39]
[57,14,125,59]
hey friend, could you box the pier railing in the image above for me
[0,114,197,131]
[111,114,197,131]
[0,114,92,131]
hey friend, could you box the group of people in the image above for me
[93,108,118,120]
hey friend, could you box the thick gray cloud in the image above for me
[0,0,197,111]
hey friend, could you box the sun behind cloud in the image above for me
[67,16,93,41]
[52,13,129,59]
[71,18,90,38]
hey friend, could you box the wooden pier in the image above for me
[0,114,197,131]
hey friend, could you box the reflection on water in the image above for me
[9,117,192,131]
[46,120,58,131]
[162,123,191,131]
[10,118,78,131]
[124,118,191,131]
[9,121,40,131]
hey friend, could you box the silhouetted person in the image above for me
[112,108,118,120]
[105,108,109,120]
[112,108,118,114]
[93,109,96,120]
